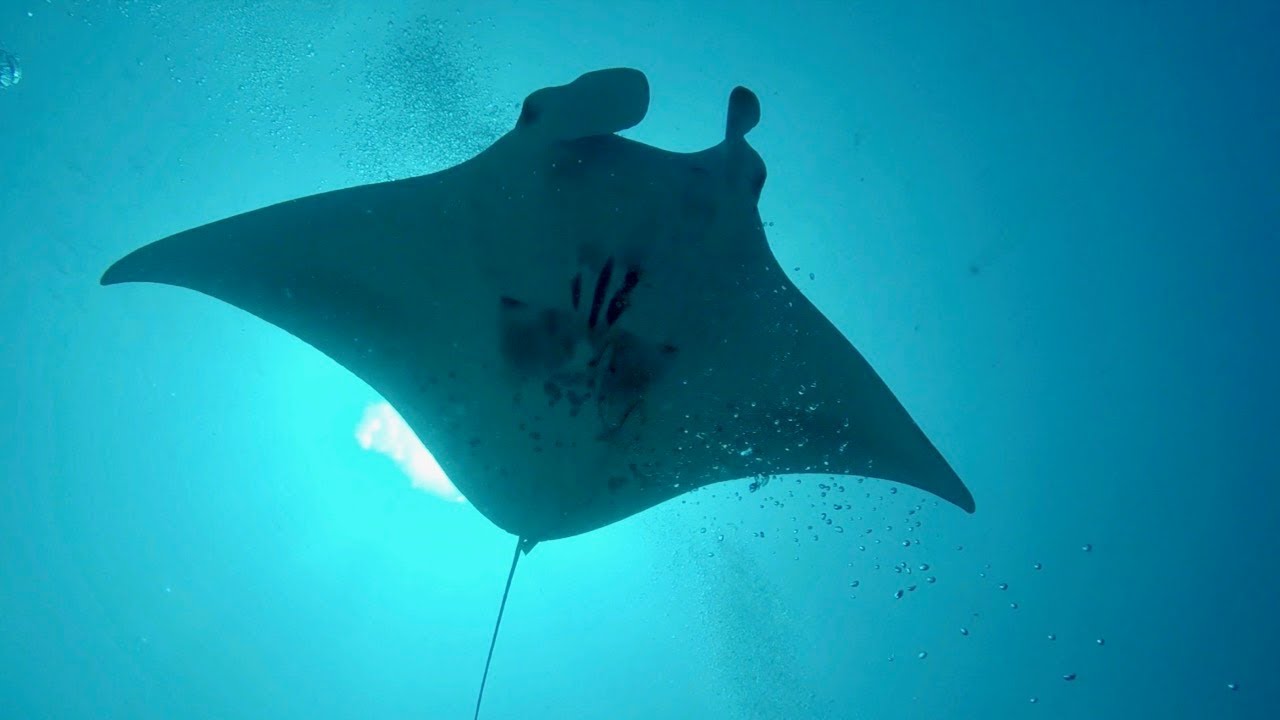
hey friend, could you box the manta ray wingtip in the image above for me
[101,235,194,288]
[930,460,976,514]
[100,244,158,287]
[941,470,976,513]
[99,256,133,286]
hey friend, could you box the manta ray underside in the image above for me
[102,67,974,718]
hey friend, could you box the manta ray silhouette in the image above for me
[102,68,974,718]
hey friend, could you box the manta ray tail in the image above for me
[474,536,535,720]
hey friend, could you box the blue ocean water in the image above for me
[2,2,1277,718]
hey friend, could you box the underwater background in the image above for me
[2,1,1277,718]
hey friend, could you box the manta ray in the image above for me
[102,67,974,718]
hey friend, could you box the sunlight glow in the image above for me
[354,402,465,503]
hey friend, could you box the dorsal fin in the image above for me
[473,536,535,720]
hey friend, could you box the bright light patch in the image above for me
[355,402,465,503]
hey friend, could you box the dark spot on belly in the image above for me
[588,257,614,329]
[566,390,589,417]
[605,269,641,327]
[499,301,579,375]
[544,381,563,406]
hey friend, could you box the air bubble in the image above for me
[0,49,20,88]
